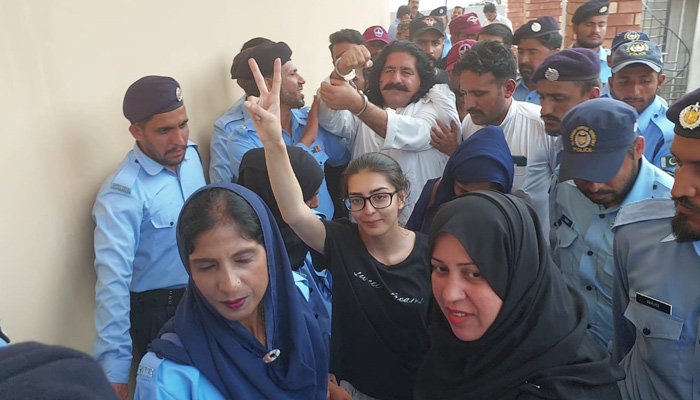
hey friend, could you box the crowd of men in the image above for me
[85,0,699,399]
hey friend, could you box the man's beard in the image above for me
[671,197,700,242]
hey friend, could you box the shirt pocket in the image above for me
[623,300,684,376]
[555,223,579,278]
[147,209,179,254]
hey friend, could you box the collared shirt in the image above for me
[389,18,400,42]
[92,142,206,383]
[318,81,461,226]
[554,157,673,351]
[513,78,540,105]
[210,96,246,183]
[228,107,350,219]
[483,14,513,31]
[612,198,700,400]
[463,99,558,235]
[637,95,675,173]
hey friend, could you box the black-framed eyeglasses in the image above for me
[344,191,399,211]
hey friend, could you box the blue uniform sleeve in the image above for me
[92,189,142,383]
[227,127,262,180]
[612,229,636,363]
[209,123,234,183]
[318,128,350,167]
[135,353,226,400]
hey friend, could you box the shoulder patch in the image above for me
[110,158,141,195]
[613,198,675,229]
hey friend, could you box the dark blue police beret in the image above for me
[667,87,700,138]
[512,16,559,45]
[571,0,610,24]
[430,6,447,16]
[123,76,183,124]
[531,48,600,84]
[231,41,292,80]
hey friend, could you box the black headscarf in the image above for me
[239,147,324,270]
[0,342,118,400]
[415,191,623,400]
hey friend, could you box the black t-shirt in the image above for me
[322,218,432,400]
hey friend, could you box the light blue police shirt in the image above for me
[92,142,206,383]
[513,78,540,105]
[599,46,612,90]
[554,156,673,351]
[612,198,700,400]
[228,107,350,219]
[210,96,246,183]
[134,276,315,400]
[636,95,675,173]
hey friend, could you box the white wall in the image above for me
[0,0,388,352]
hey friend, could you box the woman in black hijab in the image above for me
[415,191,623,400]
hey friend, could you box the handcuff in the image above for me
[335,56,367,116]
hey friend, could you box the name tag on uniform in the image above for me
[636,292,672,315]
[512,155,527,167]
[660,156,676,169]
[558,215,573,228]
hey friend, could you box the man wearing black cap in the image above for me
[612,87,700,400]
[609,39,674,173]
[211,37,271,184]
[319,40,460,225]
[553,98,672,353]
[228,41,349,220]
[92,76,206,398]
[571,0,612,90]
[409,15,448,74]
[512,16,562,105]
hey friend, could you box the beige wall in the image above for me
[0,0,389,352]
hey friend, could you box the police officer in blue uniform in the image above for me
[600,30,651,97]
[571,0,612,90]
[512,16,562,105]
[612,87,700,400]
[608,39,675,173]
[226,41,349,219]
[92,76,206,399]
[209,37,271,184]
[553,98,673,352]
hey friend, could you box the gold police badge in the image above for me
[544,68,559,81]
[679,102,700,130]
[624,31,641,41]
[626,41,649,56]
[599,6,608,13]
[570,126,596,153]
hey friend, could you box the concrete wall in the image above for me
[0,0,388,352]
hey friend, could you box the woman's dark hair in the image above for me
[178,188,263,263]
[477,23,513,47]
[341,152,410,198]
[367,41,436,108]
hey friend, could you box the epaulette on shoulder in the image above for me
[613,198,675,229]
[109,158,141,195]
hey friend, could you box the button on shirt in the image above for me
[228,107,350,219]
[92,142,206,383]
[463,99,557,235]
[554,156,673,351]
[513,78,540,105]
[210,96,246,183]
[612,198,700,400]
[637,95,675,173]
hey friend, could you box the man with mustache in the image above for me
[409,15,449,82]
[571,0,612,90]
[92,76,206,399]
[458,40,557,235]
[611,87,700,400]
[318,40,460,225]
[512,16,561,105]
[609,39,675,173]
[227,41,350,219]
[553,98,672,353]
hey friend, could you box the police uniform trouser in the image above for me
[129,288,186,358]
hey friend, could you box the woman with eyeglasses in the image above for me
[244,58,431,400]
